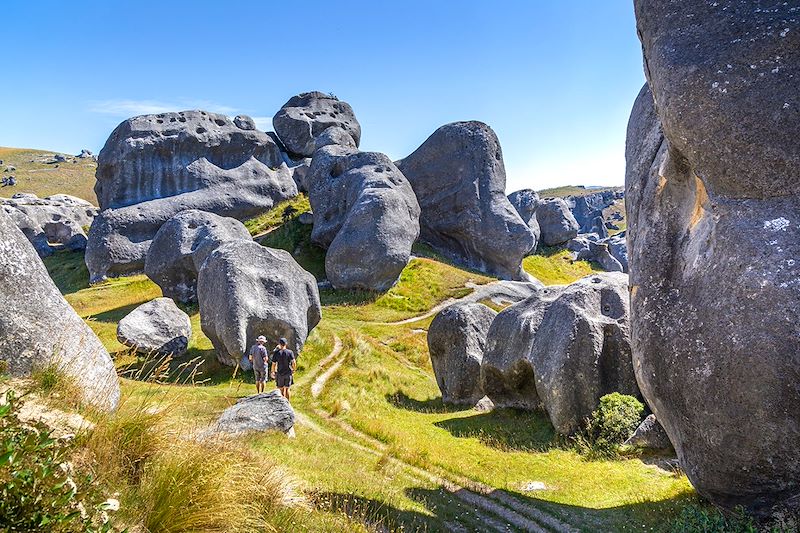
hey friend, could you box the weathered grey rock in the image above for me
[197,241,321,366]
[0,211,119,410]
[86,110,297,282]
[427,303,497,405]
[577,241,624,272]
[297,211,313,225]
[144,210,252,303]
[587,216,609,240]
[308,146,420,291]
[116,298,191,356]
[507,189,541,253]
[53,154,67,163]
[623,414,673,451]
[482,272,638,434]
[273,92,361,158]
[397,122,535,280]
[536,198,579,246]
[233,115,256,130]
[605,232,628,272]
[77,149,93,158]
[567,191,618,233]
[629,0,800,514]
[0,193,97,255]
[212,391,295,435]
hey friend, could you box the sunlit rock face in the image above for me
[629,0,800,516]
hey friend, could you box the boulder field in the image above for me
[85,110,297,282]
[628,0,800,515]
[0,210,119,411]
[481,272,639,435]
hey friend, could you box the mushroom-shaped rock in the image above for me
[86,110,297,282]
[536,198,580,246]
[623,414,673,451]
[307,146,420,291]
[482,272,639,435]
[396,122,535,280]
[116,298,192,356]
[0,211,119,411]
[427,303,497,405]
[197,241,321,366]
[629,0,800,515]
[507,189,541,253]
[273,92,361,158]
[144,210,252,303]
[212,391,295,435]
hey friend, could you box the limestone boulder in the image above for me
[273,92,361,158]
[197,241,321,366]
[623,414,673,451]
[116,298,192,356]
[144,210,252,303]
[536,198,579,246]
[427,303,497,405]
[482,272,639,434]
[212,391,295,435]
[629,0,800,514]
[308,146,420,291]
[507,189,541,253]
[0,211,119,410]
[86,110,297,282]
[396,121,535,280]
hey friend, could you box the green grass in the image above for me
[244,194,311,237]
[538,185,622,198]
[523,247,601,285]
[0,147,97,204]
[40,218,698,532]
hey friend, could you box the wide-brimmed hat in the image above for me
[256,335,267,342]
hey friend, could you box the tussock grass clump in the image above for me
[29,363,84,411]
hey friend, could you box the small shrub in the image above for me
[574,392,644,459]
[0,390,116,532]
[672,505,758,533]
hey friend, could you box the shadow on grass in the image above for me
[90,303,142,323]
[43,249,90,294]
[434,408,557,452]
[386,391,465,414]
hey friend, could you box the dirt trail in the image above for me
[376,280,542,326]
[296,338,579,533]
[310,335,343,398]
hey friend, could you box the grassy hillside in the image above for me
[0,147,98,204]
[538,185,623,198]
[37,202,697,531]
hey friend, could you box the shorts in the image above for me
[276,373,293,388]
[254,368,266,383]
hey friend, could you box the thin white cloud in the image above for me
[250,116,273,131]
[89,99,238,117]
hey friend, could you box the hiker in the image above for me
[271,337,297,400]
[248,335,269,394]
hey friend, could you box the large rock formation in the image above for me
[308,146,420,291]
[86,110,297,282]
[1,193,98,256]
[196,241,321,366]
[396,121,535,280]
[144,210,252,303]
[273,92,361,158]
[507,189,541,253]
[481,273,638,434]
[427,303,497,405]
[566,191,618,233]
[0,211,119,410]
[116,298,192,356]
[629,0,800,515]
[536,198,580,246]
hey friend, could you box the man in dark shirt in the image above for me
[271,337,297,400]
[248,335,269,394]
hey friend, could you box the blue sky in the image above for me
[1,1,644,192]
